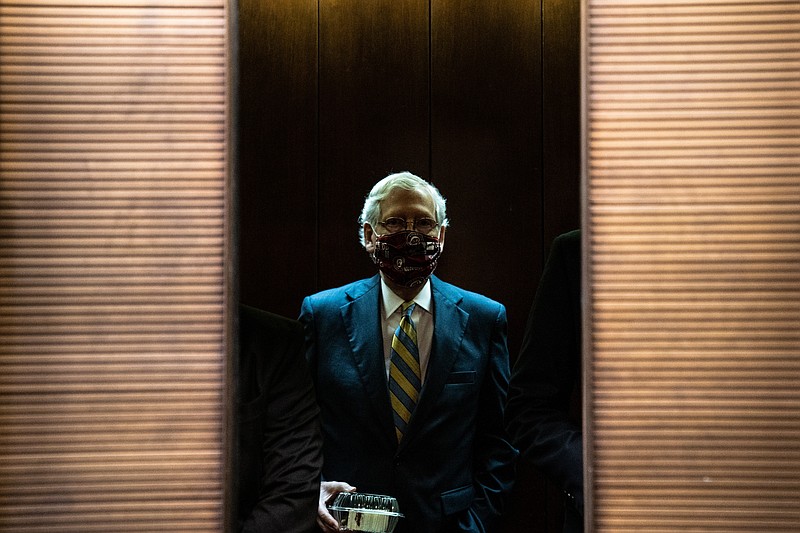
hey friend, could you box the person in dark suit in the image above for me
[237,304,323,533]
[299,172,517,533]
[504,229,583,533]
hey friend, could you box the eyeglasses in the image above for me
[377,217,439,234]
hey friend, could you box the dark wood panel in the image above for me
[317,0,431,292]
[237,0,318,319]
[542,0,581,250]
[430,0,543,363]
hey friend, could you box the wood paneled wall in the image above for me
[237,1,579,531]
[237,0,579,370]
[239,0,580,531]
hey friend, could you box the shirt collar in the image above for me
[380,277,433,319]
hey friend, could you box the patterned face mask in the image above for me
[371,230,442,288]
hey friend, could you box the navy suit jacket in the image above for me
[300,275,517,533]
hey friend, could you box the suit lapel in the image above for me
[401,276,468,449]
[341,276,396,446]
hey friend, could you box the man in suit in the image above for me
[299,172,517,533]
[237,304,323,533]
[504,229,583,533]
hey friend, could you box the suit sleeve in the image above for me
[240,311,323,533]
[459,303,519,532]
[504,231,584,514]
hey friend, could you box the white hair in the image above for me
[358,171,449,247]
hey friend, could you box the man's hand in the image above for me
[317,480,356,532]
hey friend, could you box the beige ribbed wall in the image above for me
[584,0,800,531]
[0,0,232,531]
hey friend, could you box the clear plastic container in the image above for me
[328,492,404,532]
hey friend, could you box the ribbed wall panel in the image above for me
[0,0,230,530]
[585,0,800,531]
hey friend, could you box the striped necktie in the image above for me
[389,301,420,443]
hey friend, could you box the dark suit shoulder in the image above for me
[240,304,302,338]
[549,229,581,273]
[431,276,505,314]
[554,229,580,249]
[304,275,380,306]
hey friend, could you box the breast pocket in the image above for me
[445,370,476,385]
[440,371,478,410]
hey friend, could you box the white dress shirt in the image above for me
[380,278,434,383]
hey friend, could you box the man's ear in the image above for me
[437,225,446,252]
[364,223,376,253]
